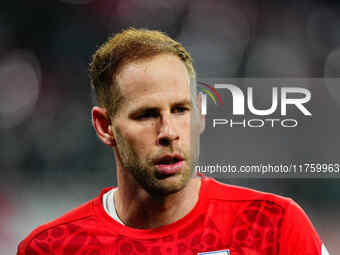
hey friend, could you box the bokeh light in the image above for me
[324,48,340,107]
[0,51,41,129]
[244,39,309,77]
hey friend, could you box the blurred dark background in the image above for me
[0,0,339,253]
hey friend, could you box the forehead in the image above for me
[116,54,191,105]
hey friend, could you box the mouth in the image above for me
[153,154,184,175]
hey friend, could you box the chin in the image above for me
[143,173,192,197]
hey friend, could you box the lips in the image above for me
[153,154,184,175]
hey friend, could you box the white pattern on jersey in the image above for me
[102,188,125,225]
[322,243,330,255]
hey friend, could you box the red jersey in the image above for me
[17,177,327,255]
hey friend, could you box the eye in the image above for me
[172,105,189,114]
[135,109,159,120]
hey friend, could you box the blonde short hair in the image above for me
[89,28,196,116]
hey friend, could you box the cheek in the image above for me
[118,123,156,150]
[174,118,193,146]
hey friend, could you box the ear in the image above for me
[197,93,206,134]
[91,106,115,147]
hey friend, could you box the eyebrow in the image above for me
[128,99,193,116]
[172,99,192,107]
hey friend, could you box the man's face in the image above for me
[111,54,202,196]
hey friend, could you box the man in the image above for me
[17,28,329,255]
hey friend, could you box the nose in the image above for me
[157,114,179,146]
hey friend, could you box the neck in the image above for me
[115,170,201,229]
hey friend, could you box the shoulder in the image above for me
[201,178,324,254]
[203,177,292,208]
[201,177,294,229]
[17,188,111,255]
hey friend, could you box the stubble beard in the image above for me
[115,130,199,197]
